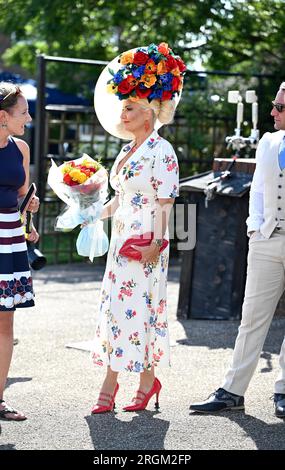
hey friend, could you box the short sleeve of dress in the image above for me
[152,139,179,199]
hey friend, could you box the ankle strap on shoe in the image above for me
[132,390,147,403]
[97,392,113,404]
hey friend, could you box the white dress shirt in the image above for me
[246,131,285,235]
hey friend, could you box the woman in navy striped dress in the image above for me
[0,82,39,421]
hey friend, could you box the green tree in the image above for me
[205,0,285,75]
[1,0,283,172]
[1,0,285,78]
[0,0,230,91]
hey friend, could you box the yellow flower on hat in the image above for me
[171,67,181,77]
[157,60,168,75]
[140,74,157,88]
[120,51,134,65]
[107,83,118,94]
[145,59,157,74]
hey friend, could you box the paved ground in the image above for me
[0,259,285,451]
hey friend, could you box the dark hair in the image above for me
[0,82,22,111]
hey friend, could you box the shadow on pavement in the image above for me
[5,377,32,391]
[33,260,181,285]
[33,263,105,284]
[189,410,285,450]
[85,411,170,450]
[228,412,285,450]
[177,317,285,360]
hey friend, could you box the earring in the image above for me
[1,123,7,129]
[144,120,150,132]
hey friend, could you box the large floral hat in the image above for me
[94,42,187,140]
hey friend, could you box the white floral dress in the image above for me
[92,130,179,372]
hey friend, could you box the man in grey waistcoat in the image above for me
[190,82,285,418]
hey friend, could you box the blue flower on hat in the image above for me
[113,70,124,85]
[133,65,146,79]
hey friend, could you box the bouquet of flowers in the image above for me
[47,154,109,261]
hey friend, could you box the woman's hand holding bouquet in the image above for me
[47,154,109,261]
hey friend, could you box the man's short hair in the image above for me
[280,82,285,91]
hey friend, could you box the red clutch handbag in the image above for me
[119,232,169,261]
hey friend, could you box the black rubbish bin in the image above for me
[177,158,255,320]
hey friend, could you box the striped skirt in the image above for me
[0,208,35,312]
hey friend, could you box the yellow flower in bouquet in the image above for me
[61,157,103,186]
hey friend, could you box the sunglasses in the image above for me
[272,101,285,113]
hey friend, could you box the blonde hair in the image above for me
[115,97,178,140]
[137,98,176,125]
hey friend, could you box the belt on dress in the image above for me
[0,207,18,213]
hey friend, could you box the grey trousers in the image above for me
[222,229,285,396]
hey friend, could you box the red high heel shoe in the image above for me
[123,377,162,412]
[91,383,119,414]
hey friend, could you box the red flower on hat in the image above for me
[165,55,178,72]
[176,57,187,72]
[161,91,173,101]
[158,42,170,56]
[118,78,134,95]
[126,75,139,88]
[136,87,151,99]
[172,76,181,92]
[133,51,149,65]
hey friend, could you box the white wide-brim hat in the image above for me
[94,47,182,140]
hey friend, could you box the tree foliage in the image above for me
[1,0,285,76]
[205,0,285,75]
[1,0,283,91]
[0,0,217,81]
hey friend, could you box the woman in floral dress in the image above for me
[91,43,186,413]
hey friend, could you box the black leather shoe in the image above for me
[274,393,285,418]
[190,388,245,413]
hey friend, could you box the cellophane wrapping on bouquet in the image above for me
[47,154,109,261]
